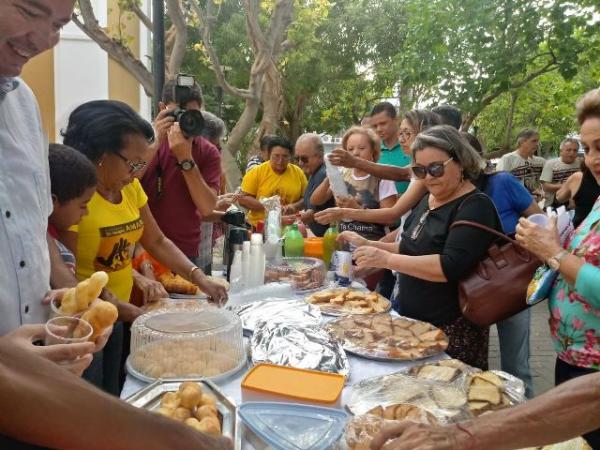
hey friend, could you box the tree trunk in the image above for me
[504,90,519,152]
[221,142,243,190]
[225,96,261,158]
[254,64,283,146]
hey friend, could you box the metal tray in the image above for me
[169,292,208,300]
[124,378,237,441]
[125,349,248,384]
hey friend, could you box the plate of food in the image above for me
[326,314,448,361]
[124,379,235,440]
[305,288,391,315]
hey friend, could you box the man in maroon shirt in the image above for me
[142,80,221,273]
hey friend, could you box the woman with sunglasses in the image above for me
[59,100,228,393]
[353,125,502,369]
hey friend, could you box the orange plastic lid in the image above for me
[303,237,324,258]
[242,363,345,404]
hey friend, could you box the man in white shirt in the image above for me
[540,137,581,208]
[497,129,546,201]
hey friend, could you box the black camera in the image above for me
[167,73,204,137]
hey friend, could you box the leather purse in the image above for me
[450,220,541,327]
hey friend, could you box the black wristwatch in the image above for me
[177,159,196,171]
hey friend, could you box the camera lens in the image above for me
[178,109,204,137]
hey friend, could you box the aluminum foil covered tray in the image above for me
[230,298,322,333]
[251,321,350,376]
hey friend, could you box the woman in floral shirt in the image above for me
[517,88,600,449]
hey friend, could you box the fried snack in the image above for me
[156,382,223,436]
[198,416,221,436]
[158,272,199,295]
[306,288,391,315]
[74,300,118,340]
[195,404,218,421]
[157,407,175,418]
[172,407,192,421]
[60,271,109,314]
[327,314,448,360]
[160,392,181,409]
[180,386,203,409]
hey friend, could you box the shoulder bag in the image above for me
[449,220,540,327]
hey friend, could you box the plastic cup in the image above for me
[45,316,93,345]
[527,214,550,228]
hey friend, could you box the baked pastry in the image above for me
[307,289,390,315]
[156,382,222,436]
[327,314,448,359]
[74,300,118,340]
[158,272,199,295]
[60,271,109,314]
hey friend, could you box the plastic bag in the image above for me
[260,195,283,262]
[325,154,349,198]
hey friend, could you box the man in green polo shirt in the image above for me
[370,102,411,193]
[328,102,412,186]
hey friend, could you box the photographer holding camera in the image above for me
[141,76,222,274]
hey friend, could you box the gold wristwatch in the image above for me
[547,250,569,271]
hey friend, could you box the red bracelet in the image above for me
[454,423,476,450]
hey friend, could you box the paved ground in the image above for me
[488,301,556,397]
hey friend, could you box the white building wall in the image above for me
[53,0,109,142]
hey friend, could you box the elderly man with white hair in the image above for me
[294,133,335,236]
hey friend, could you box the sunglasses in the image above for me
[115,152,148,174]
[412,157,454,180]
[297,155,310,163]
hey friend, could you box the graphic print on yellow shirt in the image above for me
[75,178,148,302]
[94,218,144,272]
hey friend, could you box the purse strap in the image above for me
[450,220,525,249]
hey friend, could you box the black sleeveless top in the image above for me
[573,170,600,228]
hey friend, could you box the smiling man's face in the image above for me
[0,0,74,77]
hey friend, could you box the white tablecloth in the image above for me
[121,283,447,448]
[121,351,446,449]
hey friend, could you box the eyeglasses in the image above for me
[398,130,414,139]
[297,155,310,164]
[411,157,454,180]
[115,153,147,174]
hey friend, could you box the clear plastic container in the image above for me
[264,257,326,292]
[238,402,348,450]
[128,305,245,381]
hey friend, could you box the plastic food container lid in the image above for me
[238,402,348,450]
[242,363,345,404]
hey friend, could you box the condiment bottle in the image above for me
[323,223,340,269]
[283,224,304,257]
